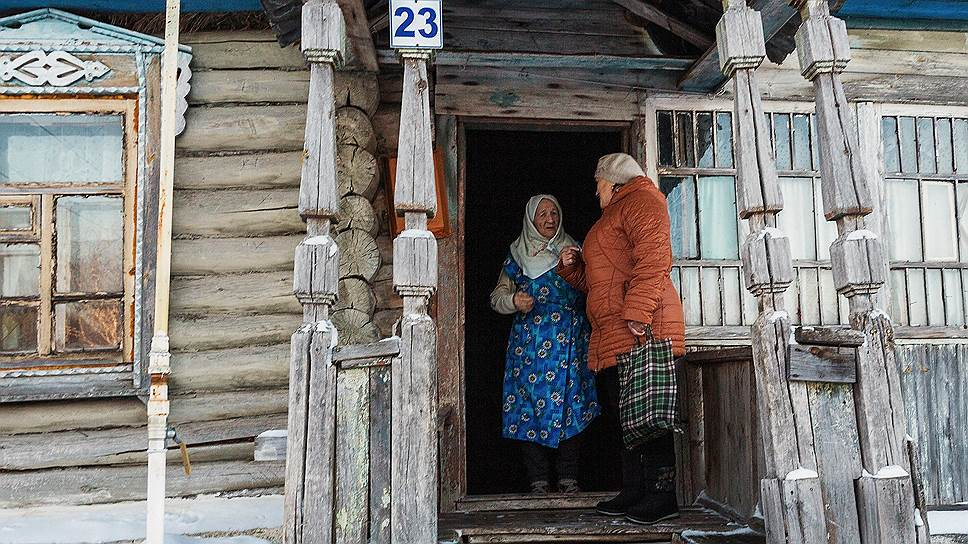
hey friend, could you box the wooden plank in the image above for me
[336,367,370,544]
[169,312,301,351]
[171,235,300,276]
[171,271,299,315]
[787,345,857,384]
[0,414,286,470]
[333,336,401,363]
[795,325,866,347]
[188,69,310,104]
[183,31,306,70]
[0,371,139,404]
[610,0,713,49]
[0,459,284,508]
[173,188,304,238]
[284,329,311,544]
[175,151,303,190]
[169,343,291,394]
[255,429,287,462]
[849,28,968,54]
[177,104,307,152]
[385,50,694,70]
[369,365,392,544]
[302,328,340,544]
[0,398,146,435]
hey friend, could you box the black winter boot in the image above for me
[625,464,679,525]
[595,448,645,516]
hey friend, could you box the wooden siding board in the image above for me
[171,271,300,315]
[171,235,300,276]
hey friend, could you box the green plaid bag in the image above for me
[616,329,681,450]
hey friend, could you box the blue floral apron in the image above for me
[501,255,599,448]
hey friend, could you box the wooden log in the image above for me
[0,399,146,435]
[337,145,379,199]
[856,474,918,544]
[171,235,300,276]
[171,271,299,315]
[168,343,291,394]
[337,105,376,152]
[177,104,307,152]
[169,312,301,351]
[335,277,377,316]
[183,31,306,70]
[0,414,286,471]
[760,477,827,544]
[0,459,284,508]
[335,71,380,115]
[188,69,310,104]
[335,367,370,544]
[174,151,303,190]
[372,104,400,155]
[373,309,399,339]
[173,188,303,238]
[337,228,382,282]
[338,194,379,236]
[302,327,341,544]
[333,308,379,345]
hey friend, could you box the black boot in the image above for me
[595,447,645,516]
[625,464,679,524]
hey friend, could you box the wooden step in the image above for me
[439,506,754,543]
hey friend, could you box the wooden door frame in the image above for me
[436,115,636,513]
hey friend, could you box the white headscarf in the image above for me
[509,194,578,279]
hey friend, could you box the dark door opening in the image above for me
[464,127,624,495]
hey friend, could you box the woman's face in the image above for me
[532,198,560,239]
[596,178,616,209]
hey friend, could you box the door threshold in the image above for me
[456,491,615,512]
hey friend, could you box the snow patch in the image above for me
[845,229,877,241]
[0,495,283,544]
[767,310,789,324]
[755,226,787,241]
[257,429,287,438]
[862,465,910,479]
[928,509,968,535]
[680,526,759,538]
[915,508,925,527]
[785,467,820,481]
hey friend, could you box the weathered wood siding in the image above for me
[896,343,968,506]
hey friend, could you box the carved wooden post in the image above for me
[716,2,827,542]
[391,48,439,544]
[284,3,344,544]
[790,1,923,542]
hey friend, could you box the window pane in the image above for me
[56,196,123,293]
[680,267,701,326]
[792,114,812,171]
[922,181,957,261]
[701,267,721,325]
[954,119,968,174]
[696,112,714,168]
[0,305,37,354]
[907,269,928,326]
[937,118,954,174]
[899,117,917,173]
[0,205,31,230]
[53,299,121,352]
[773,113,793,170]
[959,182,968,261]
[777,177,816,259]
[887,179,922,261]
[657,111,674,166]
[660,176,698,258]
[677,112,695,167]
[882,116,900,173]
[0,114,123,183]
[698,175,739,260]
[917,117,936,174]
[715,112,733,168]
[0,243,39,297]
[889,269,908,326]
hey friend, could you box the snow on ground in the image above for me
[0,495,282,544]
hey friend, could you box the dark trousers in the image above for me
[520,434,582,484]
[597,366,676,469]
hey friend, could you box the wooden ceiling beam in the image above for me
[678,0,798,92]
[376,49,695,71]
[610,0,715,50]
[337,0,379,72]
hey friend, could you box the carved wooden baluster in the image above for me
[790,1,922,542]
[391,48,439,544]
[716,2,827,542]
[284,3,344,544]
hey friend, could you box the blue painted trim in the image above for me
[0,0,263,13]
[0,9,191,53]
[843,16,968,31]
[838,0,968,22]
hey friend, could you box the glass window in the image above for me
[698,176,738,260]
[660,176,698,259]
[0,114,123,184]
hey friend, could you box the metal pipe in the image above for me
[146,0,180,542]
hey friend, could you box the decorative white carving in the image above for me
[174,52,192,136]
[0,50,110,87]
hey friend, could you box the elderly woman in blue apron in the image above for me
[490,194,600,494]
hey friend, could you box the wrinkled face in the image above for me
[596,178,616,209]
[532,198,560,239]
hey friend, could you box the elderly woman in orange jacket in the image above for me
[557,153,685,525]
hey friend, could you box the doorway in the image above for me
[462,126,625,496]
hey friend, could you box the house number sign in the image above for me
[390,0,443,49]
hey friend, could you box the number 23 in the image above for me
[394,6,438,39]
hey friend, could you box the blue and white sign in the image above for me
[389,0,443,49]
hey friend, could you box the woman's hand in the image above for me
[560,246,582,267]
[513,291,535,313]
[627,320,650,337]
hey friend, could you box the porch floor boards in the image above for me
[439,505,742,543]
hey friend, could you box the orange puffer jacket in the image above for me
[557,176,685,371]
